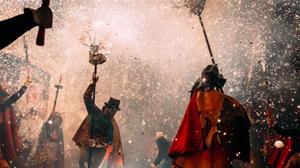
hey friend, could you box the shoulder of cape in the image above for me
[111,118,120,128]
[224,94,246,111]
[224,94,251,129]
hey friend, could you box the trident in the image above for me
[52,75,63,113]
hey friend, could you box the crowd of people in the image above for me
[0,2,299,168]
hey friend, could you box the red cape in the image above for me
[1,107,20,161]
[168,93,204,158]
[268,137,293,168]
[169,92,251,162]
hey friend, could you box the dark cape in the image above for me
[106,118,125,167]
[73,117,125,167]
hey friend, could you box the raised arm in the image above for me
[0,7,52,50]
[0,12,35,50]
[83,83,99,115]
[1,85,27,111]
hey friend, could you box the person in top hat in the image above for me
[169,64,251,168]
[0,79,31,168]
[150,132,172,168]
[73,75,124,168]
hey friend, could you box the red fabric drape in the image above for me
[169,93,204,158]
[268,137,293,168]
[1,107,20,161]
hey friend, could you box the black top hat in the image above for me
[104,97,121,111]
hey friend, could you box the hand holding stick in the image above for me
[24,73,32,86]
[92,74,99,84]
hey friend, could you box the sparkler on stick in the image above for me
[84,33,109,168]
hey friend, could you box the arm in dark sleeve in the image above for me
[83,83,100,115]
[0,10,36,50]
[1,85,27,110]
[153,150,163,166]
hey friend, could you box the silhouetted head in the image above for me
[199,64,226,90]
[102,97,121,119]
[190,64,226,96]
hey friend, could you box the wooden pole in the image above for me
[88,64,98,168]
[198,15,215,64]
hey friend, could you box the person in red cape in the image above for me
[268,115,300,168]
[0,80,30,168]
[169,64,251,168]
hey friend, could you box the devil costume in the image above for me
[0,85,27,168]
[169,65,251,168]
[31,112,64,168]
[268,119,300,168]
